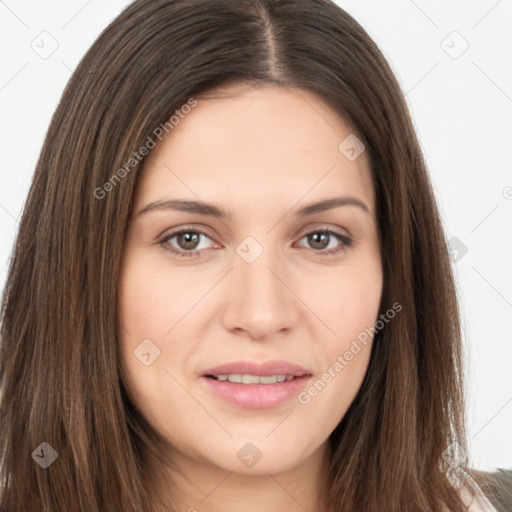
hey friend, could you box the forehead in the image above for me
[134,84,375,216]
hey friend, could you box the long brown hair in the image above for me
[0,0,469,510]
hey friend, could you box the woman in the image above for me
[0,0,509,510]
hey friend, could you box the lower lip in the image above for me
[201,376,311,409]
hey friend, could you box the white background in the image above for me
[0,0,510,471]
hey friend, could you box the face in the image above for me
[118,84,383,478]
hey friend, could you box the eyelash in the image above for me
[156,226,353,258]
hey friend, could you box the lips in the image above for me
[200,360,313,409]
[202,360,311,379]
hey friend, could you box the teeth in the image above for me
[260,375,279,384]
[242,374,260,384]
[213,374,296,384]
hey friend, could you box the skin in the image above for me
[118,83,383,512]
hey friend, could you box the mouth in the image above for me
[205,373,303,384]
[200,360,312,409]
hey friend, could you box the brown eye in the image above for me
[175,232,201,251]
[307,232,330,250]
[297,229,353,255]
[158,229,217,258]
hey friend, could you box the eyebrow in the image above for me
[137,196,370,219]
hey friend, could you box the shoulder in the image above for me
[467,468,512,512]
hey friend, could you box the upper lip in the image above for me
[202,360,311,377]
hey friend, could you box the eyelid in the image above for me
[156,224,219,246]
[295,223,351,239]
[157,225,219,247]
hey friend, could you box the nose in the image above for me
[221,242,300,341]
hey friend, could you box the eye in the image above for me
[157,227,353,258]
[157,228,219,258]
[295,229,353,256]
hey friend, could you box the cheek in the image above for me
[117,257,206,404]
[117,262,179,437]
[118,256,196,338]
[307,260,383,344]
[119,254,168,318]
[300,261,382,409]
[338,273,382,339]
[117,259,168,387]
